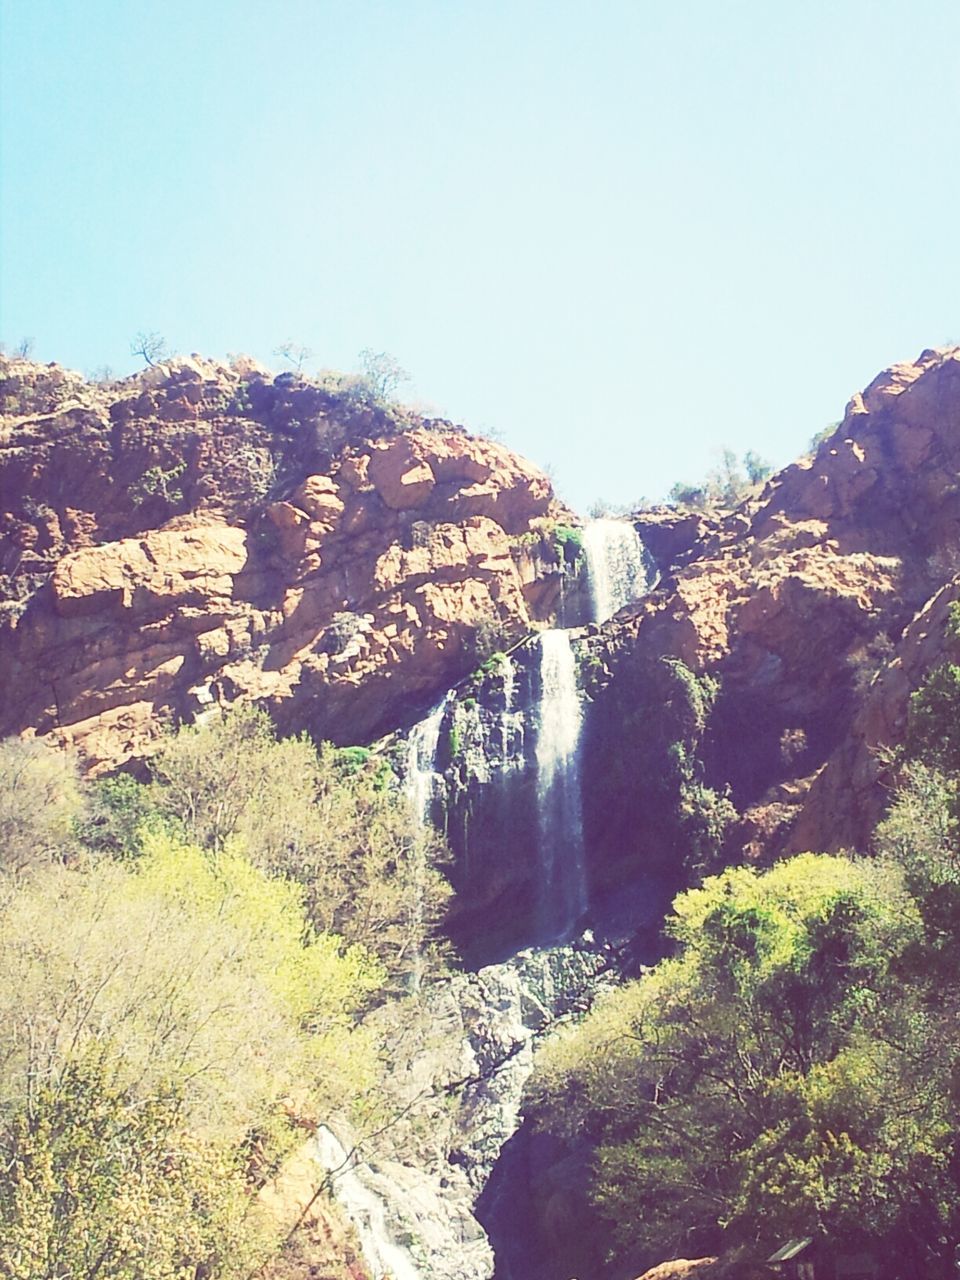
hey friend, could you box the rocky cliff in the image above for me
[582,345,960,878]
[384,346,960,955]
[0,355,569,773]
[4,344,960,1280]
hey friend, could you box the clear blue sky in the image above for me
[2,1,958,512]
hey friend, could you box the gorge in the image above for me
[2,345,960,1279]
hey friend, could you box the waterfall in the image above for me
[404,693,452,992]
[405,692,452,827]
[495,653,526,770]
[315,1127,425,1280]
[582,517,651,624]
[535,630,587,940]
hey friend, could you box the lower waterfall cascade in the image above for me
[404,692,455,992]
[315,1127,426,1280]
[404,691,454,826]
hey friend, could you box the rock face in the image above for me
[583,346,960,872]
[0,356,568,772]
[787,573,960,855]
[5,345,960,1280]
[3,344,960,877]
[416,347,960,944]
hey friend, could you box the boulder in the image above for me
[52,526,248,617]
[368,436,436,509]
[635,1262,718,1280]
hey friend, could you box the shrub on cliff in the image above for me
[668,447,772,511]
[905,600,960,776]
[582,655,733,883]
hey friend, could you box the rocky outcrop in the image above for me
[381,347,960,941]
[0,357,567,771]
[788,574,960,855]
[311,942,615,1280]
[584,346,960,870]
[257,1141,370,1280]
[4,344,959,860]
[635,1262,719,1280]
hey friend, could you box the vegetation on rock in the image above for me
[668,447,772,510]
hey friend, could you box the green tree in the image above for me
[0,737,82,874]
[668,448,772,511]
[530,854,932,1273]
[0,1066,260,1280]
[905,602,960,775]
[0,833,383,1277]
[148,707,452,988]
[73,772,162,859]
[743,449,773,486]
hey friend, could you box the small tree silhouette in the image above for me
[274,341,314,373]
[357,349,409,404]
[131,332,169,367]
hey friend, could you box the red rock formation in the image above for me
[597,346,960,863]
[3,343,959,869]
[787,575,960,855]
[634,1262,719,1280]
[0,356,565,772]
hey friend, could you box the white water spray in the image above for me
[535,630,587,939]
[495,653,527,769]
[315,1127,424,1280]
[404,693,452,992]
[582,518,651,623]
[405,693,452,827]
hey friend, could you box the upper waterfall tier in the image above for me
[582,517,652,623]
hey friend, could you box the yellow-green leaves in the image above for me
[529,854,931,1272]
[0,832,383,1277]
[0,736,82,873]
[146,706,453,988]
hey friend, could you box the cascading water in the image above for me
[315,1127,424,1280]
[404,692,453,992]
[534,630,587,940]
[582,517,652,623]
[493,653,526,771]
[299,517,660,1280]
[405,692,453,826]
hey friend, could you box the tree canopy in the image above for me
[530,848,960,1276]
[0,830,382,1279]
[0,706,455,1278]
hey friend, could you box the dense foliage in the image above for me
[145,707,451,988]
[0,708,453,1278]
